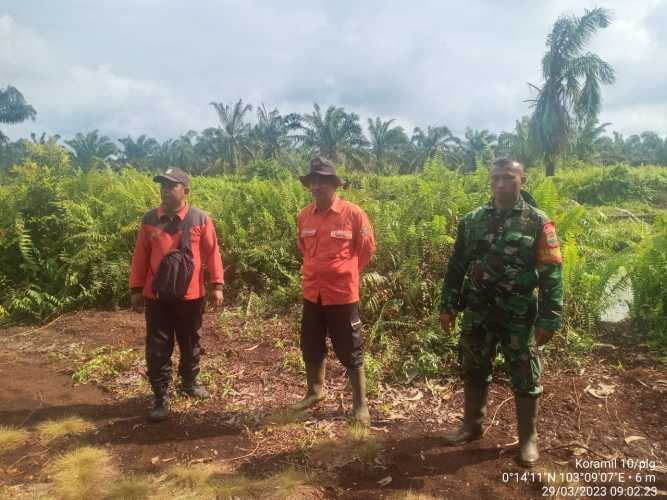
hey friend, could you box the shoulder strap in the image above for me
[521,190,539,208]
[179,207,195,251]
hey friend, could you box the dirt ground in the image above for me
[1,309,666,499]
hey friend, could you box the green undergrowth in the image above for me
[1,143,666,381]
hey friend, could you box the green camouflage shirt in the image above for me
[440,196,563,331]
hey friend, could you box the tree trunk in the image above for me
[545,155,556,177]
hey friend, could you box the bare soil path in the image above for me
[1,310,666,499]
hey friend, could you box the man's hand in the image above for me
[209,289,224,311]
[130,291,144,313]
[440,311,457,332]
[535,327,554,347]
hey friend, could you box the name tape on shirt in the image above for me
[330,229,353,239]
[537,222,562,264]
[301,228,317,237]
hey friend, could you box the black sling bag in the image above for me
[151,208,195,301]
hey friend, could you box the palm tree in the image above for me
[572,118,611,162]
[250,104,300,160]
[65,130,119,171]
[194,127,226,174]
[409,125,459,173]
[210,99,253,174]
[118,134,159,170]
[529,7,615,176]
[30,132,61,145]
[497,116,540,167]
[462,128,497,171]
[0,86,37,143]
[152,131,197,171]
[367,117,409,174]
[638,131,666,165]
[295,103,368,167]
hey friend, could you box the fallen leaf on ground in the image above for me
[404,389,423,401]
[377,476,392,486]
[624,435,646,444]
[585,383,616,399]
[385,412,408,421]
[572,447,588,456]
[151,456,160,464]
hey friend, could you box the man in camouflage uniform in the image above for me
[439,159,563,467]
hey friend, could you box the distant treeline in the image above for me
[1,102,666,179]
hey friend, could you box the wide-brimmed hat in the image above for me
[299,157,345,187]
[153,167,190,188]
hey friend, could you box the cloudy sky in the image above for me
[1,0,666,142]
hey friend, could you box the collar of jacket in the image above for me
[312,195,343,214]
[157,202,189,220]
[485,195,526,212]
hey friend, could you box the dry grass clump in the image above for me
[0,425,30,451]
[212,474,258,498]
[388,493,440,500]
[106,475,152,500]
[163,464,313,499]
[48,446,117,500]
[166,463,229,489]
[258,468,312,499]
[0,483,51,499]
[348,423,382,462]
[37,416,95,443]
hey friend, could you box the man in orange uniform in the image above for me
[130,167,224,422]
[292,157,376,426]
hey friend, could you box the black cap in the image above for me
[299,156,344,187]
[153,167,190,187]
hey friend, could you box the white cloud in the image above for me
[1,0,666,141]
[1,14,202,140]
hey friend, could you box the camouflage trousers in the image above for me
[458,309,543,397]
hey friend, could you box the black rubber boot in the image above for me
[291,359,326,411]
[348,366,370,426]
[180,381,211,399]
[442,384,488,445]
[148,396,170,423]
[516,395,540,467]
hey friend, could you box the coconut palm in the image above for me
[210,99,253,174]
[367,117,409,174]
[65,130,119,171]
[0,86,37,143]
[408,125,459,173]
[529,7,615,176]
[295,103,368,167]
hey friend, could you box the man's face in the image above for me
[160,180,188,208]
[309,174,337,202]
[490,164,525,204]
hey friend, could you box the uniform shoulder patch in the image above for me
[537,221,562,264]
[542,222,559,248]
